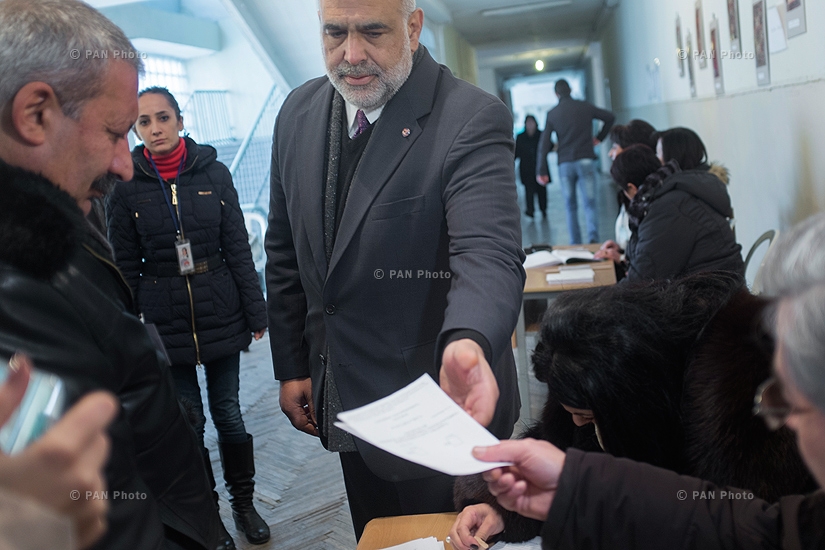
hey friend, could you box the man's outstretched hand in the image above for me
[440,339,499,427]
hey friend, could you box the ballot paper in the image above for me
[335,375,512,476]
[379,537,443,550]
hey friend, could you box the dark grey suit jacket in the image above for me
[265,47,525,480]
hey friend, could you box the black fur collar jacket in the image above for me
[0,158,218,550]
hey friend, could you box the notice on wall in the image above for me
[785,0,806,38]
[767,5,788,54]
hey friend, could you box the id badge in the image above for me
[176,238,195,275]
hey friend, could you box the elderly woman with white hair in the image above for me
[459,213,825,550]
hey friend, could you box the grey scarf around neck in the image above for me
[321,47,425,451]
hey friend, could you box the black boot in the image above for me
[219,434,271,544]
[203,449,236,550]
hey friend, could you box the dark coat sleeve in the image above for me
[541,449,789,550]
[536,113,555,178]
[106,185,141,299]
[436,99,526,370]
[515,133,526,161]
[213,163,267,332]
[264,109,310,381]
[592,105,616,143]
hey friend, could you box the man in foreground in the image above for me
[0,1,218,547]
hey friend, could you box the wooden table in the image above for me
[357,513,458,550]
[515,245,617,423]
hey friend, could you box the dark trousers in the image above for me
[170,352,247,446]
[339,451,456,540]
[524,181,547,216]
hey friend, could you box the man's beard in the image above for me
[326,40,414,110]
[91,174,117,197]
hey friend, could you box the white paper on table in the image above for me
[767,6,788,53]
[335,375,511,476]
[490,537,542,549]
[379,537,444,550]
[523,250,561,268]
[523,249,595,269]
[550,249,595,263]
[545,266,595,285]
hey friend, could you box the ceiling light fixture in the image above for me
[481,0,573,17]
[535,60,545,71]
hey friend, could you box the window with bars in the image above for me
[138,56,190,106]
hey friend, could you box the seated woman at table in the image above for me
[609,144,743,282]
[449,272,815,549]
[600,119,658,260]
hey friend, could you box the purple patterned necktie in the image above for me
[353,109,369,138]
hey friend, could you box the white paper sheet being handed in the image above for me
[335,374,512,476]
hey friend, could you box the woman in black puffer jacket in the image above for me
[615,143,744,282]
[107,87,268,549]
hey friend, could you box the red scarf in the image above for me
[144,137,186,181]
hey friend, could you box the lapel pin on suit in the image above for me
[401,128,411,138]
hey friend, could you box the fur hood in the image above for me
[0,158,86,279]
[708,162,730,185]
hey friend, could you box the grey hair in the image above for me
[775,284,825,412]
[402,0,417,16]
[760,213,825,298]
[317,0,417,16]
[760,212,825,412]
[0,0,143,120]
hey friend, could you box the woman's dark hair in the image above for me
[609,119,657,150]
[653,127,707,170]
[609,144,661,192]
[138,86,182,121]
[524,115,538,127]
[531,271,744,471]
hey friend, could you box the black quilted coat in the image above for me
[624,168,744,282]
[0,158,219,549]
[107,137,266,365]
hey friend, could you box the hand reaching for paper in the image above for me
[440,339,499,427]
[474,439,567,522]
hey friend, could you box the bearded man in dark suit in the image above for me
[265,0,525,538]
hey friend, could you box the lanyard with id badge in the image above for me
[148,154,194,275]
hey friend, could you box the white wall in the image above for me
[186,17,275,139]
[600,0,825,253]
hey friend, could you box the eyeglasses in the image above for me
[753,377,792,431]
[753,377,818,431]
